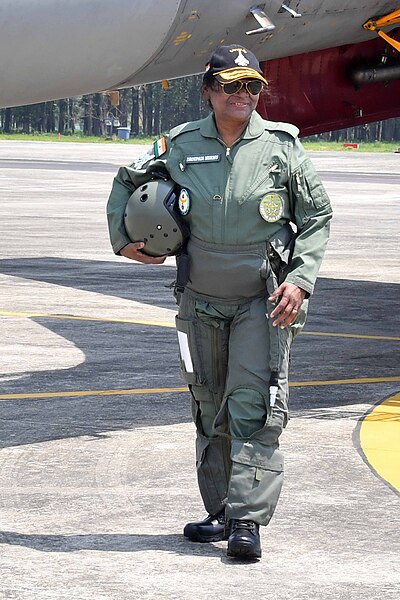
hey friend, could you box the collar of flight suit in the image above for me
[199,111,266,141]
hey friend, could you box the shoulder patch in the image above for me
[264,121,299,139]
[132,148,155,170]
[153,136,167,158]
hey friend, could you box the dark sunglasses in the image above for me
[218,79,264,96]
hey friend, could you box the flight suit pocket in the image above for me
[187,238,267,299]
[168,147,213,203]
[292,158,331,217]
[175,316,204,385]
[226,441,284,523]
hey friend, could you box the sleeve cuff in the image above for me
[113,240,130,255]
[285,275,314,296]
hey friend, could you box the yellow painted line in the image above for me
[0,387,188,400]
[0,311,399,341]
[302,331,400,342]
[359,393,400,492]
[0,310,175,328]
[290,376,400,387]
[0,377,399,400]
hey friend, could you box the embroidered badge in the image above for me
[178,188,190,215]
[153,136,167,158]
[133,149,155,170]
[259,193,284,223]
[230,47,250,67]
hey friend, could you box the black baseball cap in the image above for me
[203,44,267,85]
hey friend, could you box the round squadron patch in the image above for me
[178,188,190,215]
[259,193,284,223]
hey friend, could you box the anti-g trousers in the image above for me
[176,288,293,527]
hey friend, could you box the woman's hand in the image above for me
[120,242,167,264]
[268,282,306,329]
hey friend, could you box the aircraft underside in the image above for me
[258,36,400,135]
[1,1,400,134]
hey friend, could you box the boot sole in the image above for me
[227,544,261,559]
[184,531,229,543]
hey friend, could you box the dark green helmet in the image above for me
[124,178,188,257]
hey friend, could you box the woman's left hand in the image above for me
[268,282,306,329]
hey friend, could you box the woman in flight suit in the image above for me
[107,44,332,560]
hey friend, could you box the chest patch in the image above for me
[259,193,284,223]
[178,188,190,215]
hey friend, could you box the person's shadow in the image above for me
[0,530,225,558]
[0,530,262,563]
[0,257,399,449]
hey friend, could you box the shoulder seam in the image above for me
[263,120,299,139]
[170,120,202,139]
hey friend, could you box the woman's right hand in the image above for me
[120,242,167,264]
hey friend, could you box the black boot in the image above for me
[183,510,228,543]
[227,519,261,559]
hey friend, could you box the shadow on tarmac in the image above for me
[0,256,399,331]
[0,530,224,556]
[0,257,399,449]
[0,257,178,310]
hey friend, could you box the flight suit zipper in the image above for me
[219,139,236,242]
[212,327,222,391]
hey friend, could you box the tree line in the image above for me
[0,75,209,138]
[0,74,399,142]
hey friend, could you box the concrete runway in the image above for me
[0,140,399,600]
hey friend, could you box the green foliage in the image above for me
[1,74,399,143]
[302,141,400,152]
[0,132,155,143]
[1,133,398,152]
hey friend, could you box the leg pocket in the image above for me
[175,315,204,385]
[226,441,284,525]
[196,432,231,515]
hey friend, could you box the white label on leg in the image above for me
[177,331,194,373]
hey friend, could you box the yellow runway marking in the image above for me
[290,376,400,387]
[1,377,399,400]
[302,331,400,342]
[2,311,398,493]
[359,393,400,492]
[0,311,399,341]
[0,310,175,328]
[0,387,188,400]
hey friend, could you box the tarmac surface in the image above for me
[0,140,399,600]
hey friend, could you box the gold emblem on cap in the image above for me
[259,193,284,222]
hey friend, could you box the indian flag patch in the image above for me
[153,136,167,158]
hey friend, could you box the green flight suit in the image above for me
[106,111,332,526]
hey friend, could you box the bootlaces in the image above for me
[232,520,256,531]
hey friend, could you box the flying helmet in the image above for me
[124,175,188,257]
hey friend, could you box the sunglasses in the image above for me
[218,79,264,96]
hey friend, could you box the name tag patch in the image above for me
[186,154,221,164]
